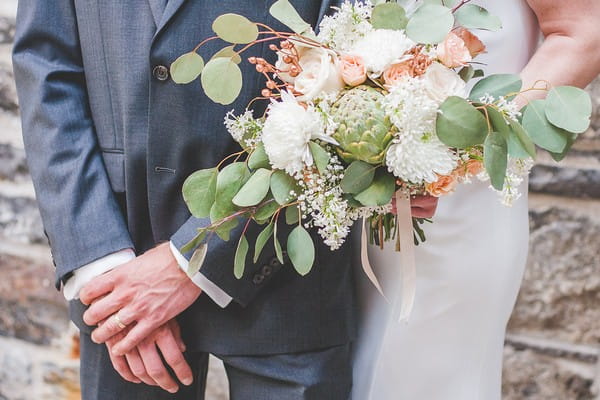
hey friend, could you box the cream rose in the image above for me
[340,54,367,87]
[294,48,345,101]
[437,32,472,68]
[423,62,466,103]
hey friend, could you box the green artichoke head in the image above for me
[330,85,396,165]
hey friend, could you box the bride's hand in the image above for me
[392,195,439,218]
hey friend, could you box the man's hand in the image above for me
[392,195,439,218]
[80,242,202,356]
[106,319,193,393]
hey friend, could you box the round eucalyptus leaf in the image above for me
[170,52,205,84]
[270,170,299,205]
[211,162,251,220]
[182,168,218,218]
[455,4,502,31]
[254,199,280,223]
[371,3,408,30]
[287,226,315,276]
[522,99,569,153]
[269,0,311,34]
[508,119,537,159]
[436,96,488,148]
[232,168,272,207]
[545,86,592,134]
[211,45,242,64]
[248,143,271,170]
[212,13,259,44]
[201,57,243,105]
[406,4,454,44]
[354,171,395,207]
[483,131,508,191]
[469,74,522,102]
[340,160,376,194]
[254,223,274,263]
[308,142,330,175]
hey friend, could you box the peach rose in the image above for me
[426,174,458,197]
[340,54,367,87]
[436,32,472,68]
[454,27,486,58]
[465,159,484,176]
[383,62,412,89]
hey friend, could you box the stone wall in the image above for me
[0,2,599,398]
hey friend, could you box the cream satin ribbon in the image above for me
[360,191,417,323]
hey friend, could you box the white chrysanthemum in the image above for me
[350,29,414,75]
[386,134,457,184]
[262,93,335,174]
[317,1,373,52]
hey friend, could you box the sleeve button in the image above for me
[152,65,170,81]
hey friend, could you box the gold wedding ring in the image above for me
[113,313,127,330]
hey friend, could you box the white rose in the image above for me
[293,48,344,102]
[423,62,467,103]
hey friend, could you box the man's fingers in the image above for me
[83,292,126,327]
[112,321,156,356]
[156,330,193,386]
[169,320,186,353]
[107,348,141,384]
[126,348,158,387]
[138,341,179,393]
[90,308,134,344]
[80,273,116,306]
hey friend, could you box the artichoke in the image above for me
[330,85,396,165]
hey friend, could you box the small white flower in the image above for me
[350,29,414,75]
[224,110,263,145]
[318,1,373,52]
[262,92,335,174]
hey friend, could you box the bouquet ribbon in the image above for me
[360,192,416,323]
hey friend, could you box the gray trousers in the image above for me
[79,332,353,400]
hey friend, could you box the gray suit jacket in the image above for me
[13,0,356,355]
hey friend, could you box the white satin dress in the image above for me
[352,2,540,399]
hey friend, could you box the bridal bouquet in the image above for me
[171,0,592,279]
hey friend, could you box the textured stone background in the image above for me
[1,1,599,398]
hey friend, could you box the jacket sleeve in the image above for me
[171,215,291,308]
[12,0,134,287]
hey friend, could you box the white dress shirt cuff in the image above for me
[63,248,136,301]
[169,241,233,308]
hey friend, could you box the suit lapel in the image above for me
[154,0,187,38]
[147,0,167,27]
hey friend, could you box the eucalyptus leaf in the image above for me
[309,142,330,175]
[354,170,395,207]
[469,74,522,102]
[210,46,242,64]
[340,160,376,194]
[550,132,577,162]
[234,235,249,279]
[269,0,311,34]
[522,99,569,153]
[232,168,272,207]
[455,4,502,31]
[181,229,207,255]
[213,217,239,241]
[483,131,508,191]
[287,226,315,276]
[212,162,251,220]
[508,119,537,159]
[188,244,208,275]
[271,170,299,205]
[406,4,454,44]
[201,57,243,105]
[458,65,475,83]
[212,13,259,44]
[248,143,271,170]
[545,86,592,134]
[371,3,408,30]
[182,168,218,218]
[436,96,488,148]
[170,52,205,84]
[285,205,300,225]
[273,224,284,264]
[254,199,280,223]
[254,223,274,263]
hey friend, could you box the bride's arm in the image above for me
[518,0,600,107]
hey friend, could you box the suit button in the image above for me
[262,265,273,276]
[269,257,280,268]
[252,274,265,285]
[153,65,169,81]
